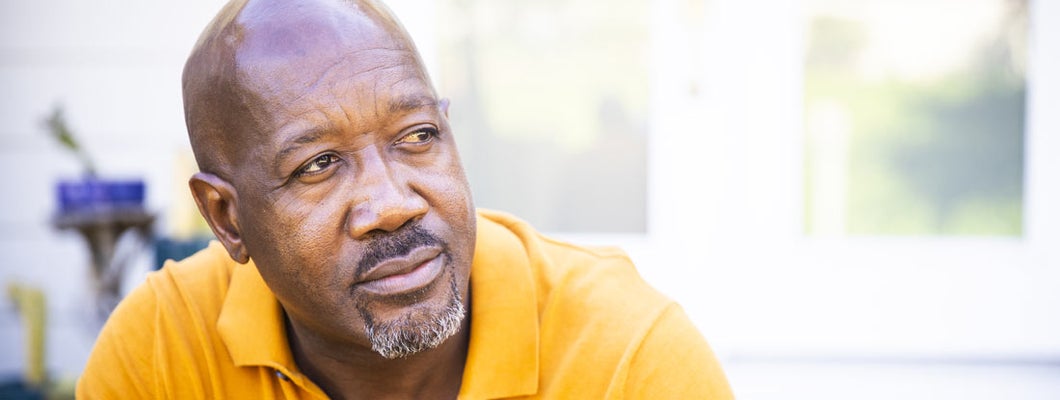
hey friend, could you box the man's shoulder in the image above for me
[77,241,241,397]
[150,241,240,308]
[104,240,239,341]
[534,236,674,343]
[477,209,673,340]
[474,210,730,397]
[160,240,240,281]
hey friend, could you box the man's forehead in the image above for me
[234,1,433,127]
[234,0,415,79]
[237,46,422,110]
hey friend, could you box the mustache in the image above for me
[356,223,446,278]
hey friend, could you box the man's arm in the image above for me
[624,303,734,399]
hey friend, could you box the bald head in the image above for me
[182,0,431,178]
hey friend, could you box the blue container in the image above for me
[57,178,145,214]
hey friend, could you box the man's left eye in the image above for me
[396,128,437,145]
[295,154,339,177]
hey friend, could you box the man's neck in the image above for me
[286,316,471,400]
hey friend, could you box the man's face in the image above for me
[223,12,475,359]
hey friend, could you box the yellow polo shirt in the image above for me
[78,210,732,399]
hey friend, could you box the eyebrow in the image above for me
[272,126,334,175]
[389,94,439,114]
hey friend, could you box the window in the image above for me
[804,0,1027,236]
[433,0,650,233]
[393,0,1060,359]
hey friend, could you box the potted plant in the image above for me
[44,105,153,319]
[44,106,145,214]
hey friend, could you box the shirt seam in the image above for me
[614,301,680,399]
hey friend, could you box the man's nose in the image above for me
[346,153,428,239]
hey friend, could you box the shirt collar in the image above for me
[216,212,541,398]
[216,258,302,377]
[459,213,541,398]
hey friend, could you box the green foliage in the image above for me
[43,105,97,176]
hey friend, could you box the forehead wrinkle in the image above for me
[246,50,418,135]
[280,46,413,104]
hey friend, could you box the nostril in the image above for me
[399,215,423,230]
[383,218,417,236]
[362,228,390,239]
[359,216,420,240]
[348,203,426,239]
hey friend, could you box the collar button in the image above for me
[275,371,291,382]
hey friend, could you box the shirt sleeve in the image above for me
[76,281,160,399]
[623,303,734,399]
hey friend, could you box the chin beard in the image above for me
[359,269,466,360]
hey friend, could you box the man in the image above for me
[78,0,733,398]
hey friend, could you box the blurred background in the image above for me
[1,0,1058,398]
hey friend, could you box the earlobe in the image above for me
[188,172,249,263]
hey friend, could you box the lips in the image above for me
[355,245,445,296]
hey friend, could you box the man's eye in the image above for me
[296,154,338,176]
[396,128,437,145]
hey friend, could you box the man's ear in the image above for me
[189,172,249,263]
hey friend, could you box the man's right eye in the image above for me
[296,154,339,177]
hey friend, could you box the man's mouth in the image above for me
[355,246,445,296]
